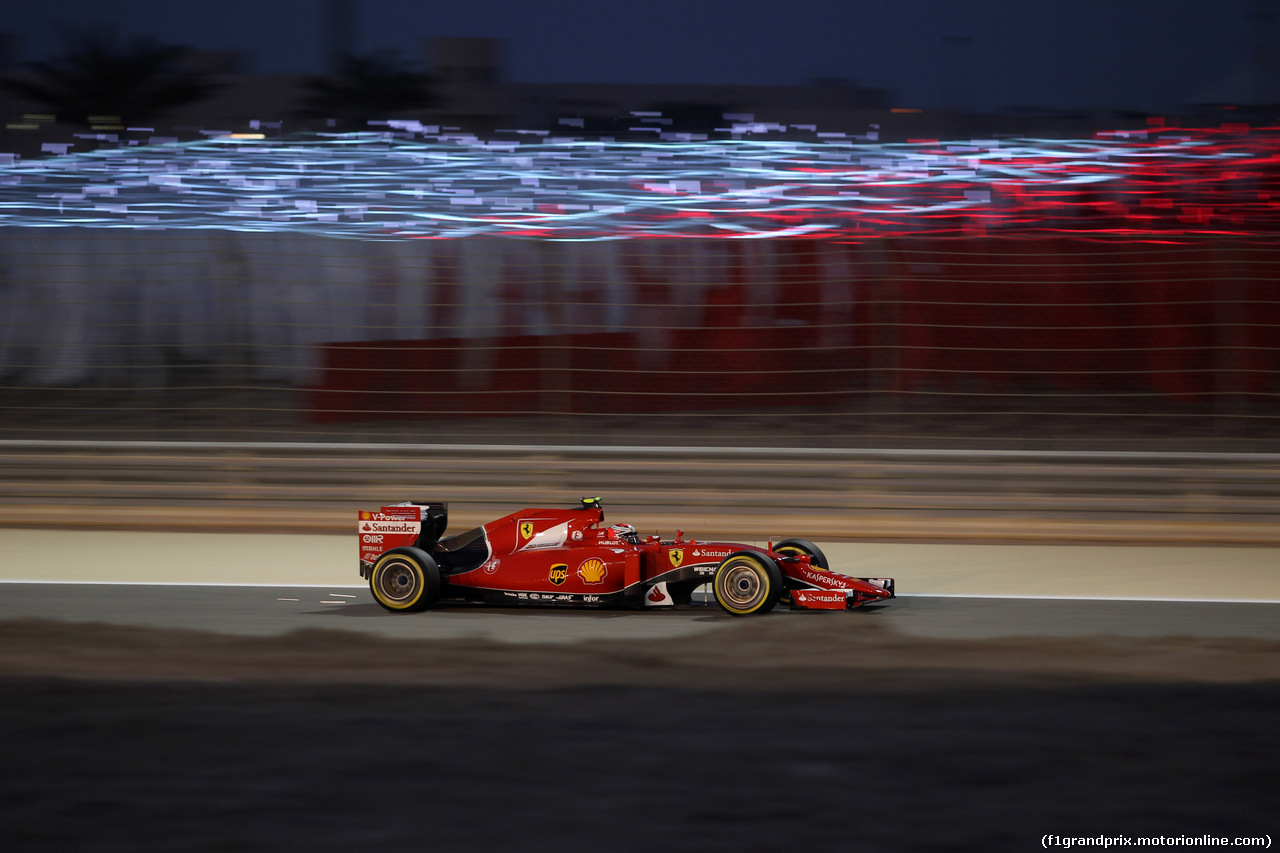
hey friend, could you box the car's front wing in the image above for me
[782,561,896,610]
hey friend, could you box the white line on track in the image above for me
[0,580,1277,605]
[899,592,1280,605]
[0,580,366,589]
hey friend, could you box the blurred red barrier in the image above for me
[307,327,861,422]
[306,236,1275,423]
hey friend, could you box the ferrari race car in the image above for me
[358,497,894,616]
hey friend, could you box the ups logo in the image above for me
[548,563,568,586]
[668,549,684,568]
[520,521,535,541]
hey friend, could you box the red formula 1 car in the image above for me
[358,497,894,616]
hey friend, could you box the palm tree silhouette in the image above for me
[298,51,435,128]
[2,28,221,127]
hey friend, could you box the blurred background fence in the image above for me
[1,227,1276,451]
[3,441,1278,541]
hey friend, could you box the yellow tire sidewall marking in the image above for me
[714,555,771,615]
[371,554,425,610]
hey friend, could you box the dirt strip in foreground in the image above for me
[2,614,1278,688]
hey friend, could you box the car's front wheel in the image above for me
[370,548,441,613]
[774,538,830,570]
[712,552,783,616]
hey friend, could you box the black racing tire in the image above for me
[369,547,441,613]
[712,551,784,616]
[774,538,830,570]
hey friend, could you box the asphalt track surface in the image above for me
[3,582,1280,643]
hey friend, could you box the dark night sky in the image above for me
[2,0,1265,112]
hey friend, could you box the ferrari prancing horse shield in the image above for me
[519,521,534,541]
[668,548,684,568]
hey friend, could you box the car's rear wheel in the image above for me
[370,548,441,613]
[774,538,829,570]
[712,552,783,616]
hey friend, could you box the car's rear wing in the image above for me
[357,502,449,576]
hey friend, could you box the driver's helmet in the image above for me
[609,523,640,545]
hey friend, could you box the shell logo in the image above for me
[577,558,608,585]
